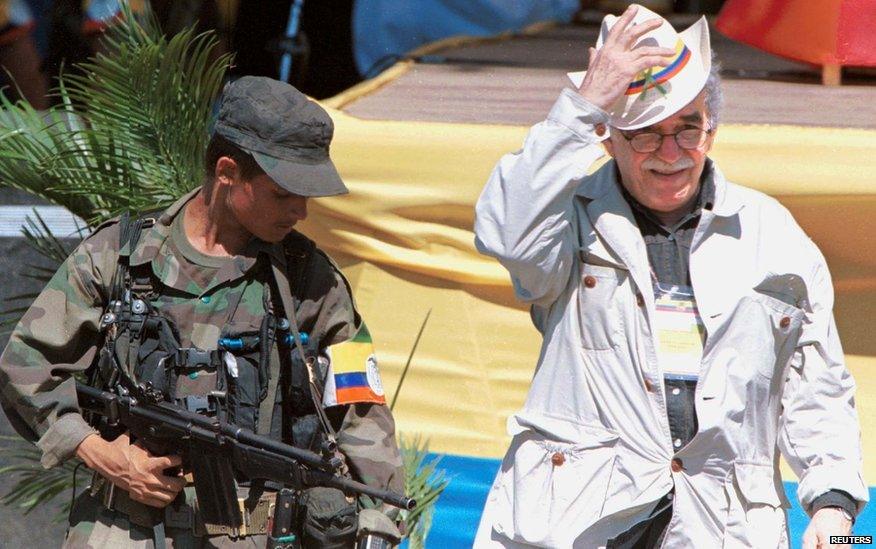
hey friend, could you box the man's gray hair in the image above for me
[704,53,723,129]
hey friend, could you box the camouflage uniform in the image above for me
[0,188,404,547]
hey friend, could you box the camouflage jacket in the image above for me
[0,189,404,501]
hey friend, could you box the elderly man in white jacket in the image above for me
[473,5,867,549]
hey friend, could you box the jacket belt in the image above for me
[90,473,275,536]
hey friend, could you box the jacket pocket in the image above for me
[747,292,805,381]
[578,261,625,351]
[723,462,789,549]
[492,418,619,546]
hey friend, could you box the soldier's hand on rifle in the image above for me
[76,432,187,508]
[577,4,676,111]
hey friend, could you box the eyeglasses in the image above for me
[618,127,713,153]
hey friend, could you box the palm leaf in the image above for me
[0,1,231,224]
[0,436,81,520]
[399,434,451,546]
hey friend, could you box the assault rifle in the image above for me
[76,382,415,539]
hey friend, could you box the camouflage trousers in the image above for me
[64,489,268,549]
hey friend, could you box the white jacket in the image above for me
[472,88,868,548]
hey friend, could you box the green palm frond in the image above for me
[56,9,231,220]
[399,434,451,546]
[0,436,81,520]
[0,1,231,224]
[0,96,99,221]
[21,210,85,265]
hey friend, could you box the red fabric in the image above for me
[0,21,34,47]
[716,0,876,66]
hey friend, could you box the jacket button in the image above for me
[551,452,565,466]
[636,293,645,307]
[595,124,606,137]
[671,458,683,473]
[780,316,791,328]
[644,379,654,392]
[584,275,597,288]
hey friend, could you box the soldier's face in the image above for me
[228,174,309,242]
[604,91,715,218]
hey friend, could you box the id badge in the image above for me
[653,283,705,381]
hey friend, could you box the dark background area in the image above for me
[0,191,75,546]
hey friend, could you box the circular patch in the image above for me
[365,354,384,397]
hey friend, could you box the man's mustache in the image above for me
[642,157,696,172]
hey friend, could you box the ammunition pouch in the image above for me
[300,486,358,549]
[129,305,272,435]
[357,508,403,545]
[90,474,275,537]
[221,324,270,433]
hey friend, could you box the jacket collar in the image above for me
[706,161,745,218]
[576,161,652,309]
[128,189,199,267]
[573,158,743,315]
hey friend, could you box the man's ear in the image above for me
[602,130,616,158]
[214,156,240,187]
[705,127,718,153]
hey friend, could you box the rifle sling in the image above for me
[257,343,281,436]
[268,252,339,445]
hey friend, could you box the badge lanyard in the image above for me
[651,277,706,382]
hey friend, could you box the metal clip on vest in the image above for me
[100,312,117,330]
[176,348,216,369]
[99,300,124,332]
[208,391,228,425]
[217,333,308,352]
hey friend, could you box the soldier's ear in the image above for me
[214,156,242,188]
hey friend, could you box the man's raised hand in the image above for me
[577,5,676,111]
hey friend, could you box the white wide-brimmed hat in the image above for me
[568,6,711,130]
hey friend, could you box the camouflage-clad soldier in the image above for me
[0,76,405,548]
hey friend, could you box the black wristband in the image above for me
[811,489,857,523]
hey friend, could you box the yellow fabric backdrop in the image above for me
[298,108,876,482]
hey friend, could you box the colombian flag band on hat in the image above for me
[567,5,712,130]
[322,323,387,407]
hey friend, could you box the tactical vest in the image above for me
[86,213,334,459]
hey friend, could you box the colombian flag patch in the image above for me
[322,324,386,406]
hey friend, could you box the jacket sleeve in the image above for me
[473,87,608,307]
[298,251,405,515]
[0,230,116,468]
[777,236,868,515]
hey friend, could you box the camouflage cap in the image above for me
[213,76,349,197]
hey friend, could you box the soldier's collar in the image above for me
[158,187,201,225]
[129,188,200,266]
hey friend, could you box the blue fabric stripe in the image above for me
[335,372,369,389]
[406,453,875,548]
